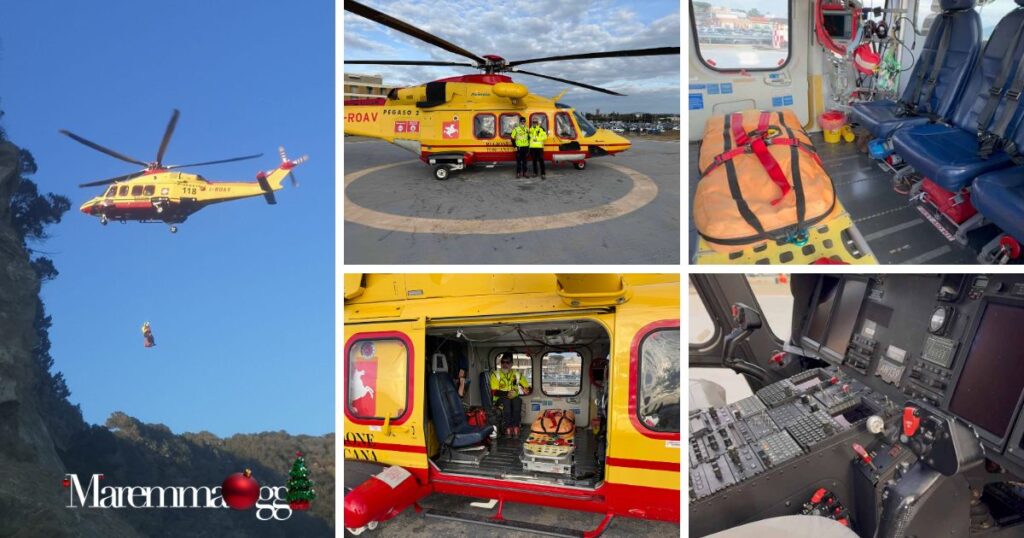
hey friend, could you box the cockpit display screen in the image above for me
[949,302,1024,438]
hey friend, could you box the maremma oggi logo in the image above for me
[63,471,298,521]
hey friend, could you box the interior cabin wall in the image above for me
[688,0,812,140]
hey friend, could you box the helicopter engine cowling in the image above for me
[493,82,528,99]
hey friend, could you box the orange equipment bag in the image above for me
[694,110,838,252]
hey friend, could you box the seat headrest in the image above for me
[940,0,975,9]
[432,352,449,373]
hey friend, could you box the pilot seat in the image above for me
[427,352,494,465]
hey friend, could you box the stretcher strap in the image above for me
[700,138,820,177]
[779,112,807,232]
[750,137,791,205]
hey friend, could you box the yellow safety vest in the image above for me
[490,369,529,399]
[510,125,530,147]
[529,125,547,149]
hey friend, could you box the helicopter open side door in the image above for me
[343,317,427,472]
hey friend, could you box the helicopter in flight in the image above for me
[342,0,679,180]
[61,109,307,233]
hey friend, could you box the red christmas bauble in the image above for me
[222,469,260,510]
[289,500,310,511]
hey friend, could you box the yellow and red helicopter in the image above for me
[343,0,679,180]
[344,273,680,535]
[61,109,307,233]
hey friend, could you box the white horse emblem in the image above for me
[352,369,375,401]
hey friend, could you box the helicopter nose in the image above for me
[592,128,631,155]
[80,200,97,215]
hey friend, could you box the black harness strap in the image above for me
[977,22,1024,149]
[900,13,950,115]
[918,13,954,115]
[779,112,806,231]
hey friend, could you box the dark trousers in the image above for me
[515,146,529,175]
[496,395,522,427]
[530,147,545,176]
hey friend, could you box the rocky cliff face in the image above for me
[0,141,333,536]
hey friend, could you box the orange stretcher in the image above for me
[694,109,839,253]
[523,409,576,458]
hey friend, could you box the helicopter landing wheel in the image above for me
[573,160,586,170]
[434,165,450,180]
[169,225,178,234]
[100,215,109,226]
[155,204,164,214]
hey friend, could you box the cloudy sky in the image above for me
[343,0,680,114]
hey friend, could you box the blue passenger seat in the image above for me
[891,3,1024,192]
[427,354,494,449]
[851,0,980,140]
[973,170,1024,244]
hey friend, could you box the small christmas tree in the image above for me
[286,451,316,510]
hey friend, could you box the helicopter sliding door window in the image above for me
[492,351,534,385]
[555,112,577,140]
[540,351,583,397]
[632,321,681,436]
[130,186,143,196]
[345,333,412,425]
[143,185,155,196]
[499,114,521,138]
[474,113,496,139]
[530,112,548,132]
[689,0,791,71]
[118,186,129,196]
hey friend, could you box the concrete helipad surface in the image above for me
[342,492,680,537]
[344,136,680,264]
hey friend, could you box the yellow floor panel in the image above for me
[695,210,878,265]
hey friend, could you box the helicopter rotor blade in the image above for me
[344,0,487,65]
[512,69,625,96]
[164,153,264,170]
[155,109,180,166]
[508,47,681,67]
[345,60,477,67]
[59,130,149,167]
[78,171,145,188]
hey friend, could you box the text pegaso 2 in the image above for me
[64,473,295,521]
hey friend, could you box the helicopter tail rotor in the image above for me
[278,146,308,187]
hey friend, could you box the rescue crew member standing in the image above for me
[490,351,531,437]
[529,117,547,179]
[510,116,530,178]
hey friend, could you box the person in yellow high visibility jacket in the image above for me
[528,118,547,179]
[141,321,155,348]
[490,351,532,437]
[509,116,530,178]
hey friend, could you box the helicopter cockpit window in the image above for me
[118,186,129,197]
[637,327,680,433]
[499,114,521,138]
[130,185,143,196]
[555,112,577,140]
[572,110,598,137]
[541,351,582,396]
[474,113,496,139]
[530,112,548,132]
[143,185,155,196]
[105,186,117,197]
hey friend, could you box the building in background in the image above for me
[343,73,396,100]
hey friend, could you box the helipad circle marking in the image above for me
[344,161,658,234]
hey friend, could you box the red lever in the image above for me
[731,305,739,319]
[903,406,921,437]
[852,443,875,469]
[770,352,785,366]
[842,384,851,393]
[829,376,839,385]
[811,487,827,504]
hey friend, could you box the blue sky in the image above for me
[344,0,680,113]
[0,1,334,436]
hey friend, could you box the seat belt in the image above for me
[977,24,1024,153]
[900,13,952,116]
[917,13,954,115]
[990,61,1024,161]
